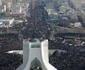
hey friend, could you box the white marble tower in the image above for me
[16,39,57,70]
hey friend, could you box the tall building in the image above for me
[7,0,12,11]
[8,2,11,10]
[0,0,2,5]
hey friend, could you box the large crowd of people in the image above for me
[0,33,23,70]
[0,53,22,70]
[21,1,51,39]
[0,33,85,70]
[0,1,85,70]
[0,33,22,53]
[50,49,85,70]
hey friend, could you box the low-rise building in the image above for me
[0,18,14,27]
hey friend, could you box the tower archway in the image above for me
[30,58,42,70]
